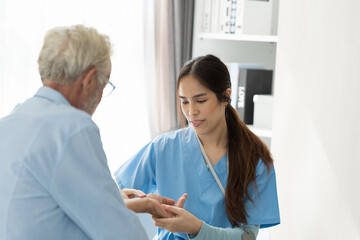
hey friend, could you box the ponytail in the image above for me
[225,104,273,226]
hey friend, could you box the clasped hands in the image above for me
[121,188,202,235]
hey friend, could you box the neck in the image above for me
[197,119,228,149]
[44,80,81,108]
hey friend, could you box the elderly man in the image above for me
[0,25,172,239]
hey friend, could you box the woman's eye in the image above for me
[197,100,207,103]
[181,101,189,105]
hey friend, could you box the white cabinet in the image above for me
[192,0,279,147]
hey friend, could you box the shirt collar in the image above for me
[34,86,71,106]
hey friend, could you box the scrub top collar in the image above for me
[185,127,229,195]
[186,127,228,174]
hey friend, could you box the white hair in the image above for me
[38,25,112,85]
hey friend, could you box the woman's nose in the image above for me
[188,103,199,115]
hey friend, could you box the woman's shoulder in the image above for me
[152,127,193,144]
[256,158,275,180]
[148,127,195,154]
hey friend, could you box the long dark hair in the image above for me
[176,55,273,226]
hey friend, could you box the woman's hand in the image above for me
[145,193,187,218]
[152,205,202,235]
[174,193,187,208]
[146,197,176,218]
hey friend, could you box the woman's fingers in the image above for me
[162,204,183,216]
[151,215,176,230]
[175,193,188,208]
[150,198,172,218]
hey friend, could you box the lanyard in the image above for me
[196,135,255,240]
[196,134,227,196]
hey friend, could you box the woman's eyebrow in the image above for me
[179,93,208,99]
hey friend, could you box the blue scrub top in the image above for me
[115,127,280,239]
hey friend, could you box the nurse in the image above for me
[115,55,280,239]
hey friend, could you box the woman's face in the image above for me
[179,75,227,136]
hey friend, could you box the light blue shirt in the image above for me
[0,87,147,240]
[115,127,280,240]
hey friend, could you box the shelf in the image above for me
[199,33,278,43]
[247,125,272,138]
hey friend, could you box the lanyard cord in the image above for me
[196,135,254,236]
[196,134,227,196]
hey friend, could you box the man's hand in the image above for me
[120,188,146,199]
[123,192,176,218]
[121,189,188,219]
[145,193,176,206]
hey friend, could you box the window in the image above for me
[0,0,150,171]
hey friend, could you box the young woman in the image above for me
[115,55,280,239]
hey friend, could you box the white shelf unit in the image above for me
[199,33,278,43]
[192,0,279,146]
[248,125,272,138]
[249,125,272,148]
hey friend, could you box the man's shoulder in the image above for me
[47,104,97,134]
[16,97,97,134]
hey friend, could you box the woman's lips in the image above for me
[191,120,204,127]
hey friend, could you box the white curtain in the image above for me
[144,0,194,138]
[0,0,150,172]
[144,0,172,138]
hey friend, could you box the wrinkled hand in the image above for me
[121,188,146,199]
[152,204,202,235]
[145,193,176,206]
[123,191,177,218]
[145,193,188,218]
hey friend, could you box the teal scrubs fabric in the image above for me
[115,127,280,240]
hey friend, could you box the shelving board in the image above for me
[199,33,278,43]
[248,125,273,138]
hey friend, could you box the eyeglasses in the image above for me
[102,81,116,98]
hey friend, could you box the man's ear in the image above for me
[82,67,98,86]
[78,67,98,95]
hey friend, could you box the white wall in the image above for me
[0,0,150,172]
[271,0,360,239]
